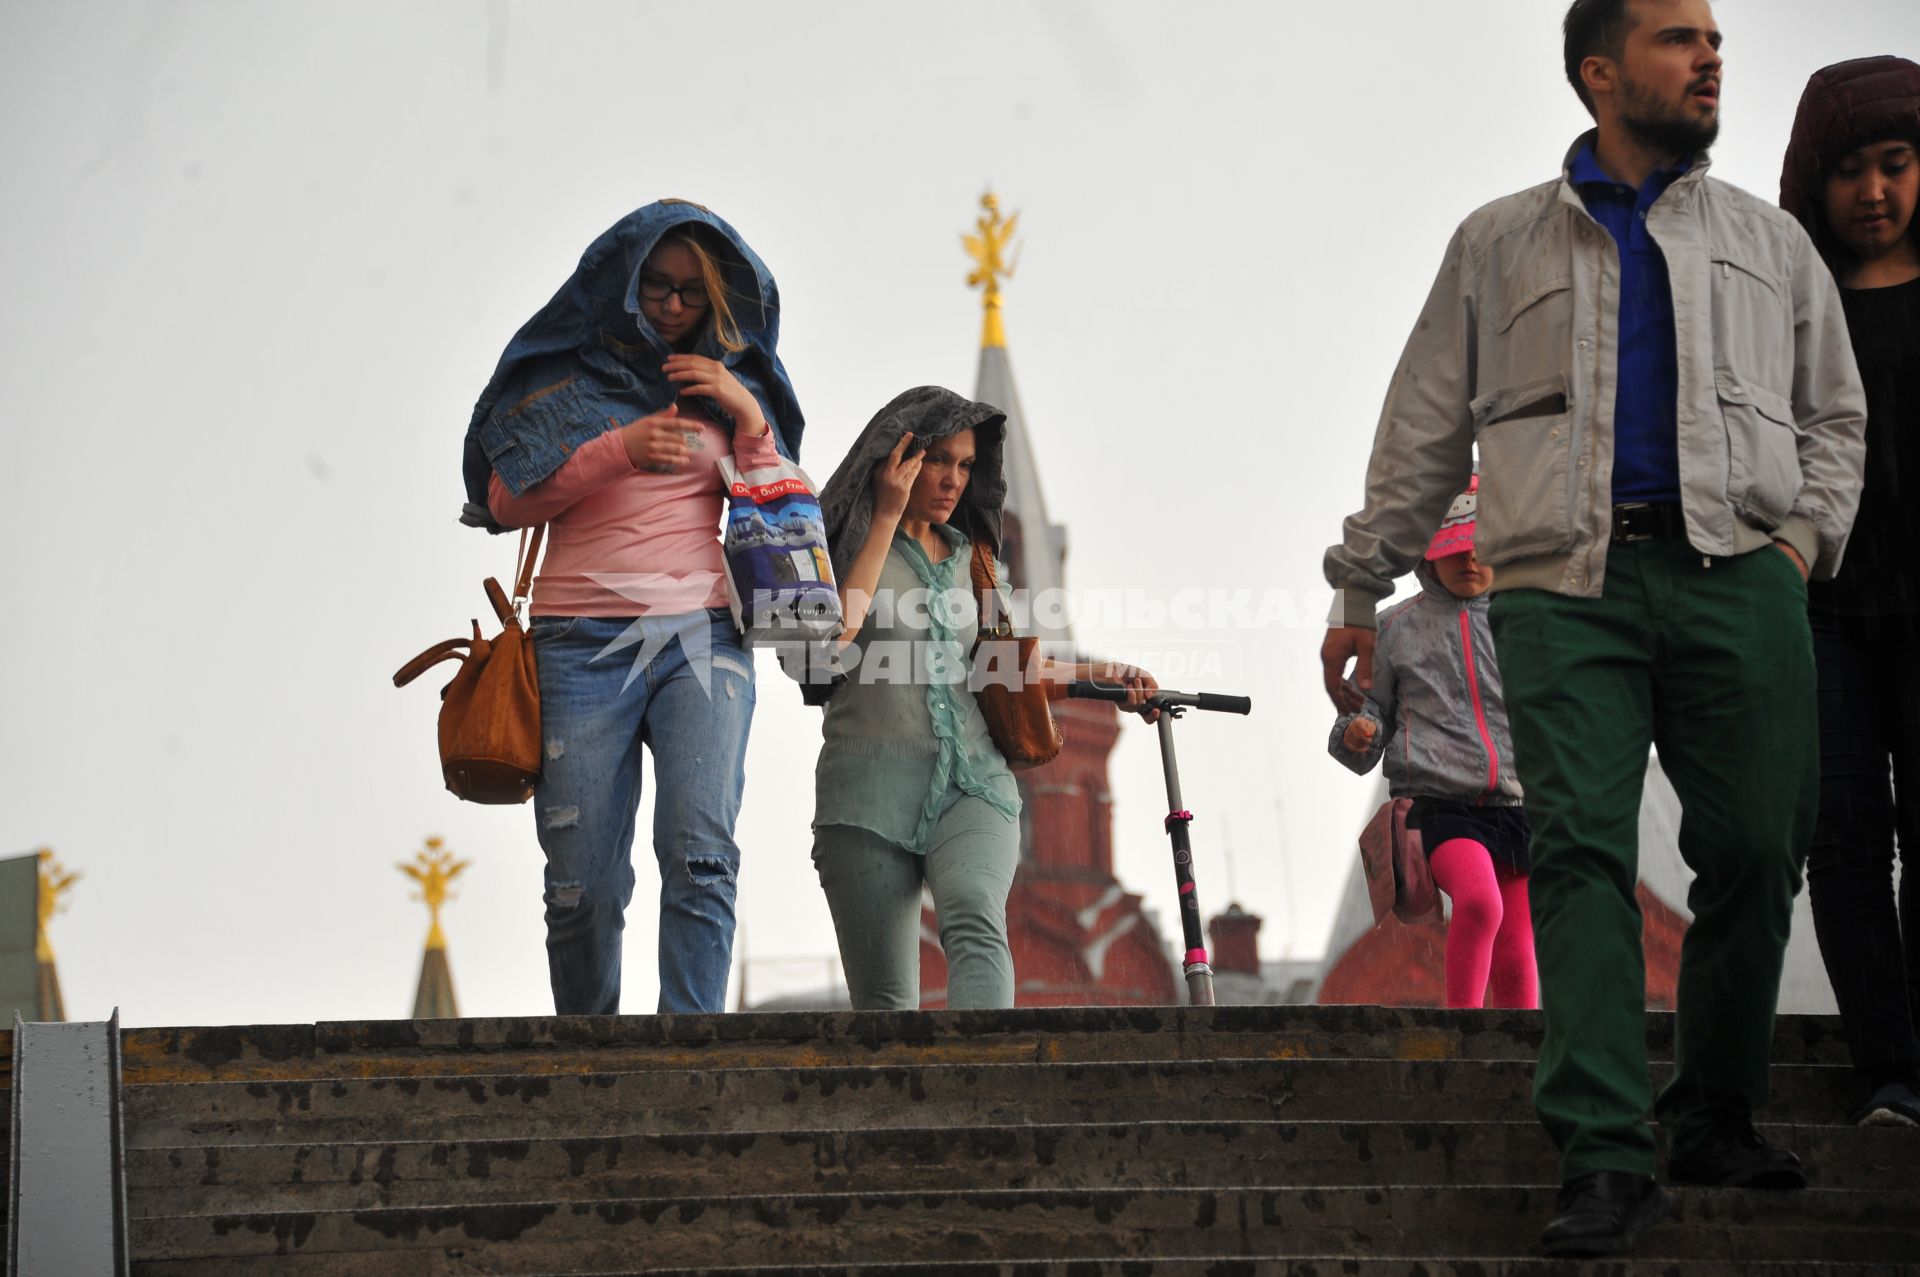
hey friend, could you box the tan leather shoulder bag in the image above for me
[968,540,1062,770]
[394,528,545,804]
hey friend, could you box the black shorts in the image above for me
[1406,798,1532,875]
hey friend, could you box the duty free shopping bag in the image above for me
[717,451,841,666]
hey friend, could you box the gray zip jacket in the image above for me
[1325,133,1868,627]
[1329,565,1522,807]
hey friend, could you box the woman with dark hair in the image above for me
[1781,56,1920,1127]
[807,387,1156,1010]
[461,201,804,1015]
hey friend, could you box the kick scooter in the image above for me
[1068,681,1253,1006]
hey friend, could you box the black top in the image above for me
[1811,274,1920,633]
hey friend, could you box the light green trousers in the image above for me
[813,796,1020,1010]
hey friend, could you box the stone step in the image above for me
[119,1058,1861,1148]
[636,1265,1920,1277]
[122,1119,1918,1216]
[127,1185,1920,1271]
[132,1260,1920,1277]
[133,1262,1920,1277]
[111,1007,1854,1085]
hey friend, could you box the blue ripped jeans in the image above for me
[530,609,755,1014]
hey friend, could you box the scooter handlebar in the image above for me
[1067,682,1132,705]
[1067,682,1253,715]
[1186,690,1254,715]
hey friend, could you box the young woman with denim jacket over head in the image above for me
[463,201,804,1015]
[1781,56,1920,1129]
[810,387,1156,1010]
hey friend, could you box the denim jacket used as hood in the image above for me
[460,200,805,532]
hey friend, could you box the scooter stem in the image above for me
[1158,710,1216,1007]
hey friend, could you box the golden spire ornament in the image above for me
[35,849,77,1020]
[35,850,78,964]
[400,836,468,952]
[400,836,468,1018]
[963,190,1021,349]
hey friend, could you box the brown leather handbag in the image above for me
[968,540,1062,770]
[393,528,545,804]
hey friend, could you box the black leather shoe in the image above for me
[1539,1170,1668,1257]
[1668,1123,1807,1189]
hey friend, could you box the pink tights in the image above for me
[1428,838,1538,1009]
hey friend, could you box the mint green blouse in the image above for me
[814,523,1021,853]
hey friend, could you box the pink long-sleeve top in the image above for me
[487,411,782,616]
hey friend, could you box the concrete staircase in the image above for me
[14,1006,1920,1273]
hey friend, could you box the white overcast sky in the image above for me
[4,1,1914,1027]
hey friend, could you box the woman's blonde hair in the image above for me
[660,226,748,353]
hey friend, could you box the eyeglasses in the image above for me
[637,274,710,309]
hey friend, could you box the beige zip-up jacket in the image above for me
[1326,134,1867,628]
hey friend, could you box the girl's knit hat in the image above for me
[1425,476,1479,561]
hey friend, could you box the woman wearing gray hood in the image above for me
[810,387,1156,1010]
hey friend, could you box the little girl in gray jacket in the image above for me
[1329,479,1537,1008]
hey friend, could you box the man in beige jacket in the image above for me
[1320,0,1866,1257]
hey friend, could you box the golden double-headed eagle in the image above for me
[35,849,78,963]
[399,836,469,950]
[963,192,1021,297]
[963,192,1021,347]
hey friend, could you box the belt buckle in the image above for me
[1612,503,1655,543]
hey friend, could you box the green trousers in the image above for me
[1488,540,1817,1179]
[813,796,1020,1010]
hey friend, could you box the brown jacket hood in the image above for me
[1780,56,1920,270]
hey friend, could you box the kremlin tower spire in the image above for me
[962,192,1071,645]
[400,837,466,1019]
[2,848,76,1023]
[918,192,1176,1006]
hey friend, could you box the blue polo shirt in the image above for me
[1570,141,1691,506]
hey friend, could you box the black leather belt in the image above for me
[1611,502,1686,542]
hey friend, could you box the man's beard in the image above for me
[1618,72,1720,156]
